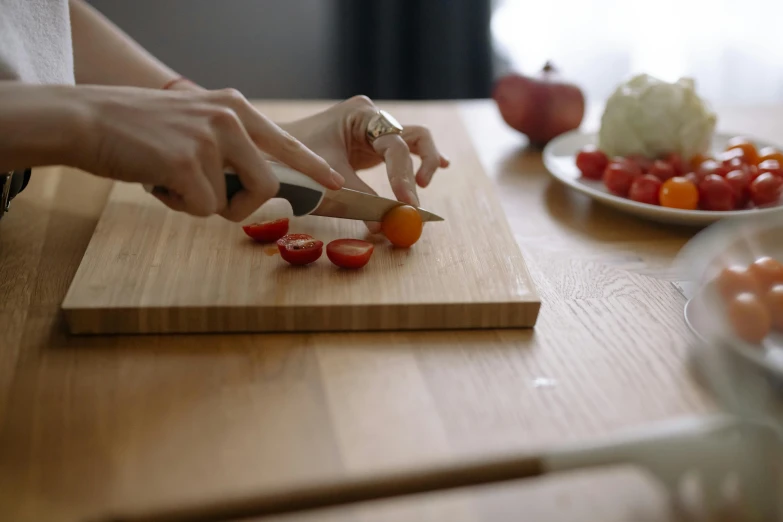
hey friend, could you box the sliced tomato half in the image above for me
[326,239,374,269]
[242,218,289,243]
[277,233,323,265]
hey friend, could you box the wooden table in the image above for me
[1,100,778,522]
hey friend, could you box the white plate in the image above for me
[542,130,783,226]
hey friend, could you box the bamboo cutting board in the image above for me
[61,103,540,334]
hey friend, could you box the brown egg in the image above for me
[728,292,771,344]
[764,284,783,331]
[715,265,762,301]
[748,256,783,291]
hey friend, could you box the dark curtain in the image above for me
[334,0,494,100]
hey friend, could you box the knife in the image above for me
[145,163,444,222]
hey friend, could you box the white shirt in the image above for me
[0,0,74,84]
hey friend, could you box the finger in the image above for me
[167,162,218,217]
[373,134,419,207]
[332,159,382,234]
[215,120,280,222]
[197,135,228,214]
[402,125,449,188]
[151,187,188,214]
[214,89,344,190]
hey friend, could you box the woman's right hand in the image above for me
[70,85,345,221]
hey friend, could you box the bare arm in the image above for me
[69,0,201,91]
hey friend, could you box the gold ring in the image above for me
[366,109,404,145]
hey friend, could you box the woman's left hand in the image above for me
[276,95,450,231]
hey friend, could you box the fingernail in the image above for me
[408,190,420,207]
[331,169,345,188]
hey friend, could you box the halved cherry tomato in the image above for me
[758,159,783,178]
[659,177,698,210]
[382,205,423,248]
[725,137,759,165]
[326,239,374,269]
[758,147,783,165]
[575,146,609,180]
[242,218,289,243]
[277,233,323,265]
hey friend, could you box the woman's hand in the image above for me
[277,95,450,231]
[71,85,345,221]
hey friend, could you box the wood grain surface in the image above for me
[61,104,540,335]
[2,100,778,522]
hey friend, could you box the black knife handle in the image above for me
[223,172,323,217]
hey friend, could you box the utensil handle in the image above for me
[91,455,546,522]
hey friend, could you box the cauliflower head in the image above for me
[598,74,717,161]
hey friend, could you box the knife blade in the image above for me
[148,162,445,222]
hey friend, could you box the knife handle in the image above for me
[145,163,326,217]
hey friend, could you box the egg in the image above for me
[728,292,771,344]
[748,256,783,291]
[714,265,762,301]
[764,284,783,331]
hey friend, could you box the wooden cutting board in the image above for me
[61,102,540,334]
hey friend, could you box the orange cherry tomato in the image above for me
[764,284,783,331]
[725,137,759,165]
[715,265,762,300]
[659,177,698,210]
[748,256,783,291]
[728,292,771,344]
[689,153,711,171]
[381,205,423,248]
[758,147,783,165]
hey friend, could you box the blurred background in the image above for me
[87,0,783,105]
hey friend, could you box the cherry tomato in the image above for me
[326,239,374,269]
[683,172,703,186]
[649,160,675,181]
[381,205,423,248]
[728,292,771,344]
[757,159,783,178]
[724,157,759,181]
[718,147,752,166]
[659,177,698,210]
[627,154,653,173]
[764,284,783,331]
[689,153,711,171]
[697,159,730,178]
[724,170,751,208]
[242,218,289,243]
[758,147,783,165]
[276,233,324,265]
[575,146,609,180]
[603,160,642,197]
[725,136,759,165]
[628,174,662,205]
[748,256,783,291]
[715,265,762,300]
[697,174,735,211]
[664,153,684,176]
[749,172,783,206]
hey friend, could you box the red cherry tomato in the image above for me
[603,160,642,197]
[697,174,735,211]
[724,170,751,208]
[664,153,684,176]
[276,233,324,265]
[659,177,699,210]
[575,146,610,180]
[627,154,653,173]
[242,218,289,243]
[725,137,759,165]
[718,147,752,166]
[326,239,375,269]
[683,172,704,186]
[749,173,783,206]
[628,174,662,205]
[697,159,729,178]
[724,157,759,181]
[758,147,783,165]
[758,159,783,178]
[649,160,676,181]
